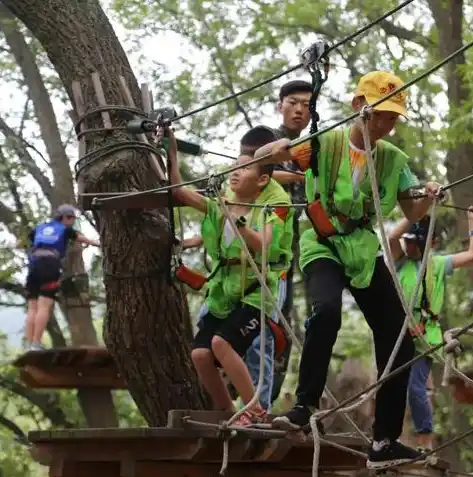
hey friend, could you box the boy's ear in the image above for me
[258,174,270,189]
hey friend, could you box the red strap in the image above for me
[40,280,60,291]
[274,207,289,221]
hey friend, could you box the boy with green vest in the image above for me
[165,124,293,426]
[389,209,473,451]
[254,70,443,468]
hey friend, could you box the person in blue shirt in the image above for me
[23,204,100,351]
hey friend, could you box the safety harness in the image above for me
[408,240,439,337]
[301,42,389,262]
[174,204,290,358]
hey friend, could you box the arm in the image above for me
[163,127,207,214]
[397,165,441,221]
[76,233,100,247]
[254,138,293,166]
[272,170,305,185]
[450,207,473,270]
[388,218,410,261]
[182,236,203,250]
[238,222,273,254]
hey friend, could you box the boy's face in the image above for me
[352,97,400,141]
[277,92,311,133]
[229,155,269,196]
[62,215,76,227]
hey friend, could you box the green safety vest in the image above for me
[300,127,410,288]
[201,179,293,318]
[398,254,447,347]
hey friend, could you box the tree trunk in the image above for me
[1,0,206,425]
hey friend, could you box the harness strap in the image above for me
[31,248,60,258]
[238,280,288,359]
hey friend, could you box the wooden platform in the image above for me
[29,410,450,477]
[13,347,126,389]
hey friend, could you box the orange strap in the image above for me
[274,207,290,221]
[409,323,426,337]
[306,199,338,238]
[267,319,288,359]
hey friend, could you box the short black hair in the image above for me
[279,80,313,101]
[239,125,276,178]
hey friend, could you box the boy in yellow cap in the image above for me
[254,71,442,468]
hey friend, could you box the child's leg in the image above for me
[408,357,434,449]
[32,295,55,345]
[244,328,274,410]
[25,299,38,345]
[211,305,265,409]
[24,267,39,347]
[31,257,62,347]
[192,313,234,411]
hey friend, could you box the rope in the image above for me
[91,35,473,208]
[169,0,415,122]
[218,204,270,476]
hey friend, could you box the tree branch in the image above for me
[0,147,30,231]
[0,414,29,446]
[0,377,73,428]
[0,115,54,202]
[378,19,435,48]
[0,4,74,205]
[0,280,25,297]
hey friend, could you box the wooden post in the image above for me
[118,76,165,180]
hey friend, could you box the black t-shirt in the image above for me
[273,125,305,206]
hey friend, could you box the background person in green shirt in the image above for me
[164,124,292,427]
[389,208,473,451]
[254,70,443,469]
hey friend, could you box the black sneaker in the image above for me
[367,440,424,470]
[271,405,325,434]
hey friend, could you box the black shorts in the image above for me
[194,305,262,357]
[25,256,62,299]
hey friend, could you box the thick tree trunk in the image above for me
[1,0,206,425]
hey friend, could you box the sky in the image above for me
[0,1,451,347]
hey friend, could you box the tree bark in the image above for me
[0,0,206,425]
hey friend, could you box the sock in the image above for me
[372,439,390,451]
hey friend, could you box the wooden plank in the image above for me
[13,347,115,368]
[91,72,112,129]
[118,75,165,180]
[20,365,125,389]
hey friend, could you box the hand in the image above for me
[425,181,442,199]
[271,138,291,161]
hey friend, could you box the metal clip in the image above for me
[300,40,330,72]
[206,174,221,195]
[151,106,178,146]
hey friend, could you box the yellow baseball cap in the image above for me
[354,71,408,118]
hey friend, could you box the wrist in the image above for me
[235,216,247,229]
